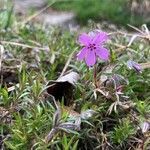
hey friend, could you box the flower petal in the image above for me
[77,47,88,60]
[92,32,108,44]
[78,33,91,46]
[95,47,109,60]
[127,60,142,73]
[85,50,96,67]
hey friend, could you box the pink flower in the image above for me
[127,60,142,73]
[77,31,109,67]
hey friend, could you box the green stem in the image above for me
[94,65,98,88]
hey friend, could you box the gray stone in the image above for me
[13,0,77,28]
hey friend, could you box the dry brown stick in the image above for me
[59,49,76,78]
[109,31,149,39]
[0,41,70,58]
[127,24,145,34]
[140,62,150,69]
[0,40,49,51]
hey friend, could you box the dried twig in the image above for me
[59,49,76,78]
[140,62,150,69]
[0,40,49,51]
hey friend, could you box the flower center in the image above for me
[87,43,96,51]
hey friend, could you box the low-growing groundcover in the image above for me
[51,0,150,27]
[0,5,150,150]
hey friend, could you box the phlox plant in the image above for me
[76,30,110,89]
[76,30,143,88]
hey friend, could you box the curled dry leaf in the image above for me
[57,71,79,85]
[47,71,79,106]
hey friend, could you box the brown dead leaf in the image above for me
[47,71,79,106]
